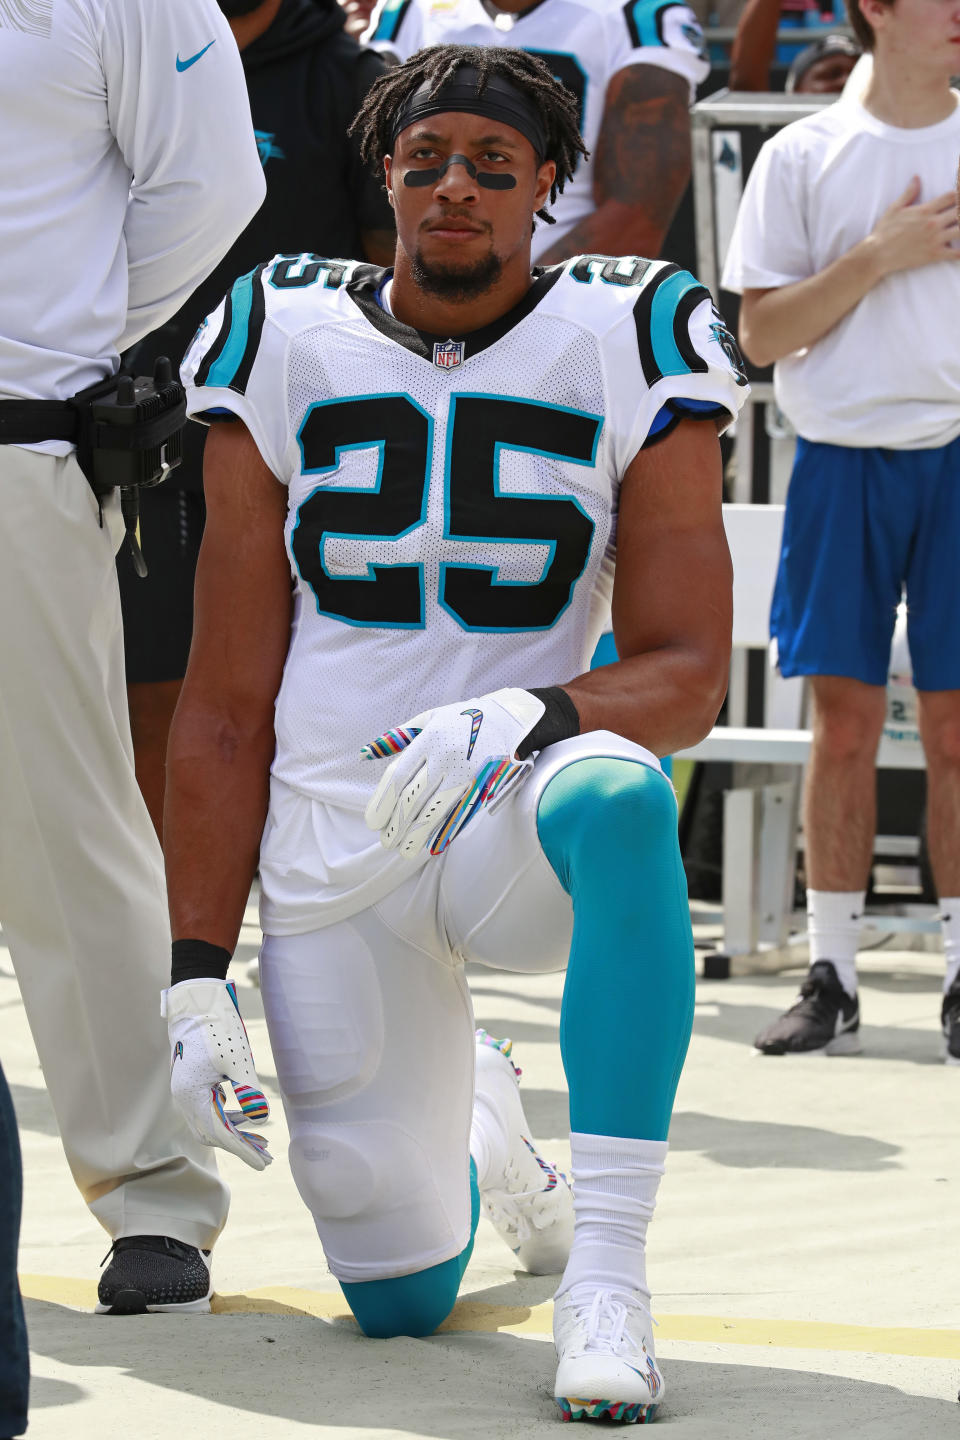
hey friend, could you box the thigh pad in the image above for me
[260,924,475,1283]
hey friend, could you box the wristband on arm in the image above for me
[518,686,581,759]
[171,937,232,987]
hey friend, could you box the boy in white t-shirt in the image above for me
[722,0,960,1060]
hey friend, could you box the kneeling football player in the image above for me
[162,45,747,1423]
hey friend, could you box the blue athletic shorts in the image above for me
[771,434,960,691]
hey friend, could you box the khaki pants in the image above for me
[0,446,228,1249]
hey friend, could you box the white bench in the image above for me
[672,504,929,971]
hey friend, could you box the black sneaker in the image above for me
[941,977,960,1065]
[96,1235,212,1314]
[754,960,861,1056]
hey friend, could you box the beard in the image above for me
[410,246,503,303]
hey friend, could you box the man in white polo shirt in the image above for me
[723,0,960,1060]
[0,0,264,1317]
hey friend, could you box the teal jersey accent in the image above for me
[650,269,710,379]
[623,0,673,48]
[205,269,257,390]
[373,0,413,43]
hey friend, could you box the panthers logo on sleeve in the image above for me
[708,311,749,387]
[553,252,749,450]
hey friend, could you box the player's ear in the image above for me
[534,159,556,215]
[384,155,396,209]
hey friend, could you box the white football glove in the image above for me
[361,687,546,858]
[161,979,272,1172]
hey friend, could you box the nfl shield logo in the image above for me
[434,339,464,370]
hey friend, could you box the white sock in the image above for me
[556,1132,667,1302]
[940,899,960,993]
[807,889,864,997]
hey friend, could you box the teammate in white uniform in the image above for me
[0,0,265,1314]
[367,0,709,263]
[163,47,746,1421]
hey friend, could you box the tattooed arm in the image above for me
[537,64,692,264]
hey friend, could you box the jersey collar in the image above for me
[346,263,564,366]
[480,0,554,24]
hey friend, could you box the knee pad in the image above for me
[538,756,678,891]
[288,1119,471,1284]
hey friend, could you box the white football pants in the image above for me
[0,447,227,1248]
[260,731,660,1283]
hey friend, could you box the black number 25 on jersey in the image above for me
[291,394,601,632]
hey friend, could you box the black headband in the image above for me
[391,67,549,162]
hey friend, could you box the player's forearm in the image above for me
[561,644,728,758]
[739,239,886,367]
[728,0,780,92]
[538,66,690,266]
[164,698,275,953]
[537,192,685,267]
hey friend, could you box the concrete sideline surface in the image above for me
[4,914,960,1438]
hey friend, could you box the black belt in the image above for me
[0,398,80,446]
[0,363,187,579]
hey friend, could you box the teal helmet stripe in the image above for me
[205,267,259,391]
[649,269,708,379]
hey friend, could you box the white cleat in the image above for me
[554,1285,663,1424]
[473,1030,574,1275]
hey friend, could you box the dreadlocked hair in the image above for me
[349,45,588,226]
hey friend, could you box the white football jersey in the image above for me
[366,0,709,261]
[182,253,746,822]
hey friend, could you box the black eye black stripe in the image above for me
[403,154,517,190]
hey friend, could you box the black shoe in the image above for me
[96,1235,212,1314]
[941,978,960,1065]
[754,960,861,1056]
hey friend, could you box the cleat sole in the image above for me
[556,1397,658,1424]
[755,1033,861,1058]
[95,1290,212,1315]
[96,1288,148,1315]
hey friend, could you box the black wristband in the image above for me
[171,938,232,987]
[517,686,581,760]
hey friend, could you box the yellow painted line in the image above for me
[657,1315,960,1360]
[19,1276,960,1360]
[22,1274,97,1310]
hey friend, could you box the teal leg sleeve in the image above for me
[340,1161,480,1339]
[537,758,695,1142]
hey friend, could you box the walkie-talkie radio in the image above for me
[72,356,187,577]
[0,355,187,579]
